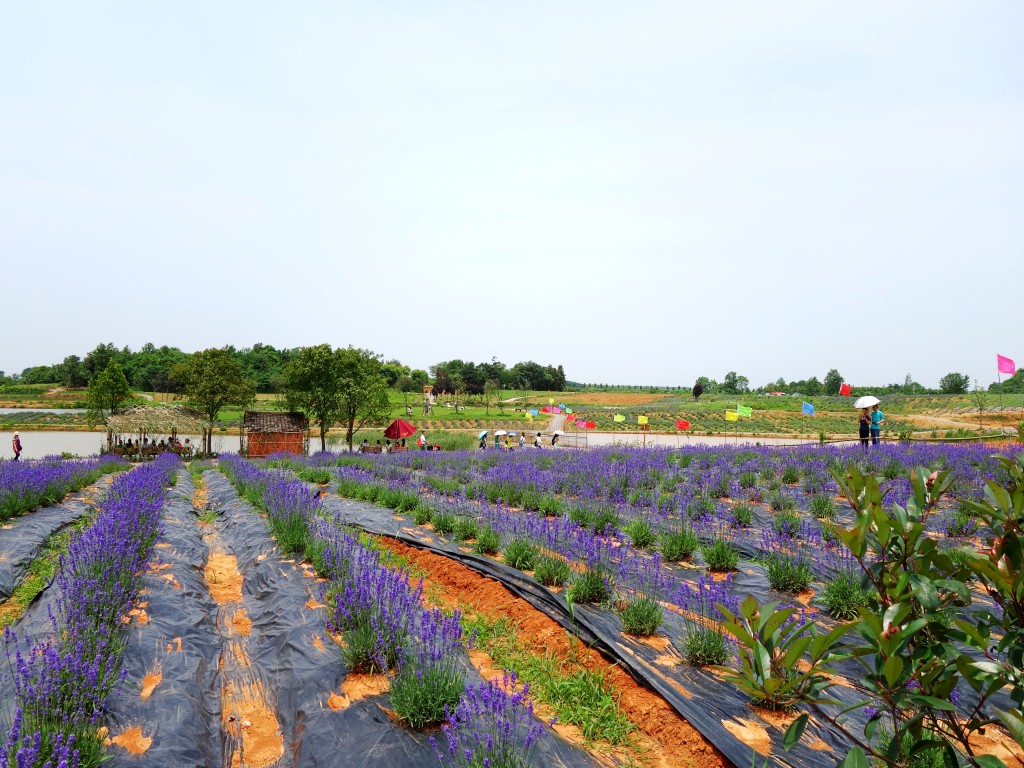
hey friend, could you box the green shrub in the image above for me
[534,555,571,587]
[739,471,757,489]
[413,504,433,525]
[686,496,716,520]
[623,518,656,549]
[474,525,501,555]
[569,506,595,530]
[453,517,478,542]
[772,509,802,538]
[659,527,699,562]
[503,539,538,571]
[820,574,869,620]
[298,467,332,485]
[768,490,796,512]
[882,459,904,481]
[619,595,663,636]
[539,496,563,517]
[766,557,813,593]
[702,539,739,572]
[592,508,620,535]
[432,512,456,536]
[730,504,753,528]
[568,568,612,604]
[781,466,800,484]
[683,625,728,667]
[809,495,837,520]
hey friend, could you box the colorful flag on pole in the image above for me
[558,404,565,409]
[552,407,561,414]
[997,354,1016,375]
[725,411,739,422]
[585,421,596,429]
[839,383,852,396]
[637,415,649,425]
[576,419,586,427]
[802,402,815,416]
[530,409,538,416]
[541,406,551,413]
[525,412,533,420]
[549,398,554,405]
[675,420,690,430]
[613,414,625,422]
[566,408,573,415]
[737,404,752,418]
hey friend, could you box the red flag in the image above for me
[997,354,1016,375]
[585,421,596,429]
[540,406,551,413]
[675,420,690,430]
[839,383,852,396]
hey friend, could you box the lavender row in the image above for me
[0,455,128,523]
[220,456,553,767]
[3,454,177,768]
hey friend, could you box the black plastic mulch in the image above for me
[318,489,867,768]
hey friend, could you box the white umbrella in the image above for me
[552,430,565,435]
[495,430,508,436]
[854,395,880,409]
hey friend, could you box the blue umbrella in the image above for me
[477,430,489,440]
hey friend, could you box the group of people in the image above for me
[478,432,557,450]
[858,404,884,447]
[115,436,192,453]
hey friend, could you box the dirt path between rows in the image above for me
[377,537,730,768]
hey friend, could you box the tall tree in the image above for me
[938,372,970,395]
[59,355,89,388]
[284,344,348,452]
[823,369,844,396]
[172,348,256,453]
[336,346,391,452]
[86,361,133,425]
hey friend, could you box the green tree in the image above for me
[284,344,348,452]
[172,348,256,453]
[83,342,124,382]
[59,355,89,388]
[483,379,501,415]
[938,372,970,395]
[721,371,749,395]
[823,368,843,396]
[336,346,391,452]
[86,361,133,425]
[802,377,822,396]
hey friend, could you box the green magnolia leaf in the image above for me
[883,656,904,687]
[973,755,1009,768]
[839,746,869,768]
[995,707,1024,750]
[783,712,809,751]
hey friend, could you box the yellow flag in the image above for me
[725,411,739,422]
[525,412,533,420]
[637,415,649,425]
[613,414,625,423]
[549,398,554,405]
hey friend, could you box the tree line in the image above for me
[3,343,566,395]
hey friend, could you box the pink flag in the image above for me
[576,419,586,427]
[997,354,1016,375]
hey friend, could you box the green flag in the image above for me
[613,414,625,422]
[737,404,752,418]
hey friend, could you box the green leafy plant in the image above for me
[766,556,812,593]
[819,574,870,620]
[809,495,837,520]
[413,504,433,526]
[474,524,501,555]
[618,595,663,636]
[730,504,754,528]
[683,625,729,667]
[659,527,699,562]
[702,539,739,572]
[567,568,612,604]
[534,555,571,587]
[453,517,478,542]
[503,539,538,571]
[431,512,456,536]
[623,518,656,549]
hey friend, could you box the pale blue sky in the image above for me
[2,2,1021,388]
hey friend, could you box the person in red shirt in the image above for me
[12,432,22,461]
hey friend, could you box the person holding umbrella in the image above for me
[858,408,870,447]
[871,403,884,445]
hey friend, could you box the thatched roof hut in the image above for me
[242,411,309,457]
[106,405,208,439]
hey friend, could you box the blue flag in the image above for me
[802,402,815,416]
[530,409,539,417]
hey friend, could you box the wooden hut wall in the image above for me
[247,431,304,457]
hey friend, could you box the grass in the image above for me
[0,517,92,630]
[465,614,636,747]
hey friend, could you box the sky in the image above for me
[2,2,1022,390]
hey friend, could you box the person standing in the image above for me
[858,408,870,448]
[534,432,542,448]
[12,431,22,461]
[418,431,427,451]
[519,434,525,450]
[870,403,884,446]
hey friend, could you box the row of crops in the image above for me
[264,442,1024,767]
[2,443,1021,767]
